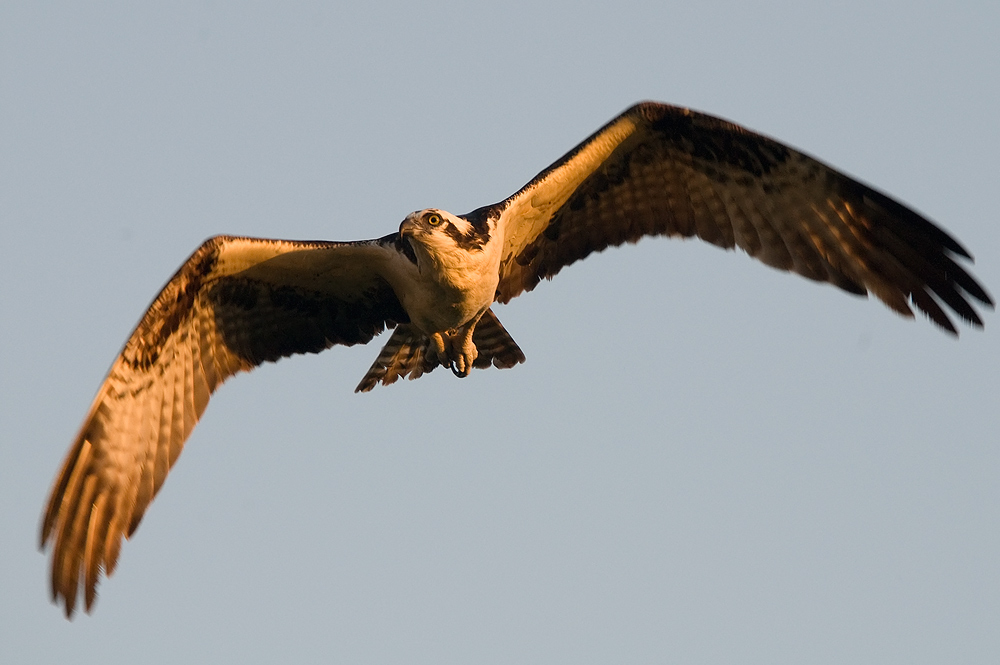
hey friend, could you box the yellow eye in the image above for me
[427,213,442,226]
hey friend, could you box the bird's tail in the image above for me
[469,308,526,371]
[355,308,525,392]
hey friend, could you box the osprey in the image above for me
[41,102,992,616]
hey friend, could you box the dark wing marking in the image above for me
[40,234,408,617]
[493,102,993,331]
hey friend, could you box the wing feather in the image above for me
[41,233,409,616]
[493,102,993,329]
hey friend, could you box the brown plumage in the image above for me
[41,102,992,617]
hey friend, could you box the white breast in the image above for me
[383,221,502,334]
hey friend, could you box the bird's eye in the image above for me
[427,213,442,226]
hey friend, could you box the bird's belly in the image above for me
[404,275,496,334]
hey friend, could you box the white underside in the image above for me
[385,211,502,335]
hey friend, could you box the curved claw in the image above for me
[451,352,474,378]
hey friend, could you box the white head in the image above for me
[399,208,490,270]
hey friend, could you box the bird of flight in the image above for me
[41,102,992,617]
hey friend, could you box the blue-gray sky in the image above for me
[2,2,998,663]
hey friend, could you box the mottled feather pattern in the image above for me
[494,103,990,333]
[44,276,242,613]
[41,234,410,615]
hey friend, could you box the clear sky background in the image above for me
[2,2,997,663]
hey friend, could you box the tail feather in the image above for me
[355,308,525,392]
[471,309,526,370]
[355,324,435,392]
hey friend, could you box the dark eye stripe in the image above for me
[441,218,490,251]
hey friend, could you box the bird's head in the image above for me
[399,208,466,240]
[399,208,486,269]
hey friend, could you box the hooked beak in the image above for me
[399,215,418,237]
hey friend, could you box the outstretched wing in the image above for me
[493,102,992,331]
[40,234,409,616]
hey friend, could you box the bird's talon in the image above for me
[450,352,474,378]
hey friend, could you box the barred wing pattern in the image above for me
[495,103,992,330]
[40,235,408,616]
[354,308,526,392]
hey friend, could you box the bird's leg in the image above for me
[429,313,483,377]
[429,332,451,370]
[448,313,483,378]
